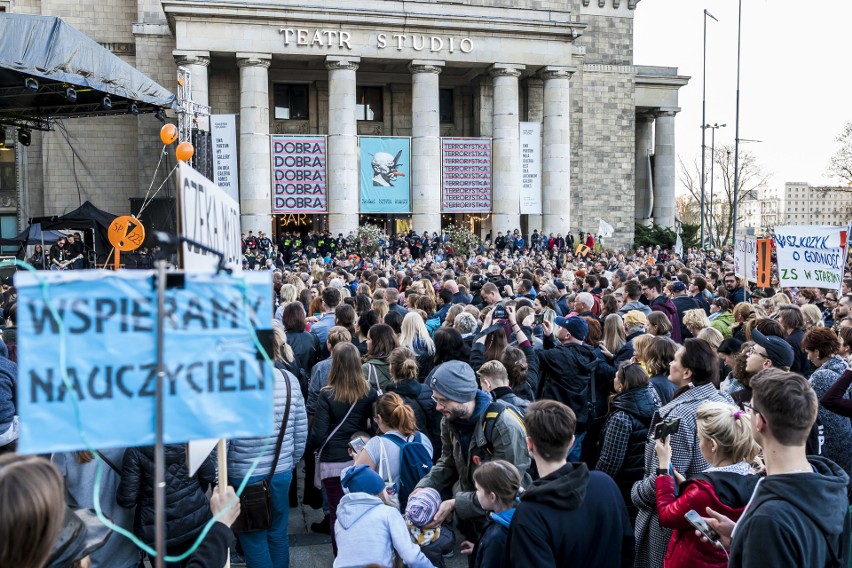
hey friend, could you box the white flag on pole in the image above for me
[675,233,684,256]
[598,219,615,238]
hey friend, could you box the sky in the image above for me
[633,0,852,194]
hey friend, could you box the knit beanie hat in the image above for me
[405,487,442,527]
[341,465,385,496]
[429,360,477,403]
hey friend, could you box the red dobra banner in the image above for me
[271,135,327,214]
[441,138,492,213]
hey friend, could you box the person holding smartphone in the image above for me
[630,339,735,568]
[653,402,760,568]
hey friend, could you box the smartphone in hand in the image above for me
[685,510,720,543]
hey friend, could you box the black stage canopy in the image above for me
[0,13,176,131]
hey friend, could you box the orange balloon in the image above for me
[159,123,178,145]
[175,141,194,162]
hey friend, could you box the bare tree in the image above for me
[828,121,852,186]
[678,145,770,246]
[675,194,700,225]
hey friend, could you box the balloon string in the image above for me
[137,145,168,218]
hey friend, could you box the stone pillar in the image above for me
[541,67,573,236]
[410,60,444,235]
[635,113,654,224]
[326,56,360,236]
[652,109,677,229]
[237,54,272,235]
[490,63,524,236]
[174,51,210,130]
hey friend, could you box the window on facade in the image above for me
[0,215,16,255]
[355,86,383,121]
[273,84,309,120]
[439,89,454,123]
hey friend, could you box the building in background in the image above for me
[741,181,852,233]
[6,0,688,249]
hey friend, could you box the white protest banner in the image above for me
[178,162,242,273]
[745,237,758,283]
[210,114,239,203]
[519,122,542,214]
[15,270,274,454]
[733,237,746,279]
[772,225,845,291]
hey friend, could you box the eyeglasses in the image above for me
[431,394,450,406]
[742,402,760,416]
[747,346,768,359]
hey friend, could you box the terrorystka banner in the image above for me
[359,136,411,213]
[441,137,491,212]
[773,225,846,291]
[15,270,274,454]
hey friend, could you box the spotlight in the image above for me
[154,108,166,122]
[24,77,39,91]
[65,87,77,102]
[101,96,112,110]
[129,103,140,115]
[18,129,31,147]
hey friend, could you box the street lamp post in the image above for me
[732,0,743,245]
[706,123,726,247]
[700,9,718,249]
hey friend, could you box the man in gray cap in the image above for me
[413,360,530,538]
[747,329,795,374]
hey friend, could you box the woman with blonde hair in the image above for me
[644,336,677,405]
[399,311,436,378]
[801,303,824,330]
[697,327,724,350]
[631,333,655,372]
[654,401,761,568]
[682,309,710,339]
[309,342,378,555]
[372,299,390,322]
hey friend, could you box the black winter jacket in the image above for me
[116,444,215,548]
[532,337,599,433]
[601,386,658,510]
[309,387,378,463]
[286,329,320,395]
[491,386,529,415]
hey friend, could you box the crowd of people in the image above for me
[2,230,852,568]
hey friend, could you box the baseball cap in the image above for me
[671,281,687,293]
[553,316,589,341]
[751,329,795,369]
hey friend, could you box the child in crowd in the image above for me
[347,431,371,460]
[333,465,433,568]
[404,487,455,567]
[460,460,522,568]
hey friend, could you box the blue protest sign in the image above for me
[359,136,411,213]
[15,270,274,454]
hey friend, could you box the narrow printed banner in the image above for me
[271,135,328,214]
[441,137,492,212]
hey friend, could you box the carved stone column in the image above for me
[410,61,444,235]
[237,54,272,234]
[326,56,360,236]
[541,66,574,236]
[490,63,525,235]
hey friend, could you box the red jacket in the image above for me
[655,471,759,568]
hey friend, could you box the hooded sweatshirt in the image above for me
[728,456,850,568]
[534,340,599,433]
[506,462,633,568]
[333,492,434,568]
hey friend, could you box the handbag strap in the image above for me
[267,368,292,484]
[94,450,121,476]
[369,363,383,396]
[316,400,358,460]
[378,437,394,485]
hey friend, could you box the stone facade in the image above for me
[8,0,687,250]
